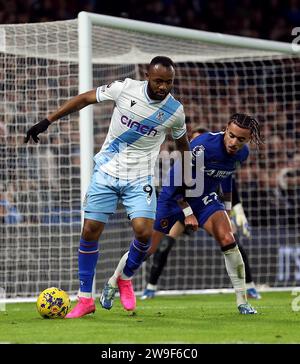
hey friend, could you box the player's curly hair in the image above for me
[229,113,263,147]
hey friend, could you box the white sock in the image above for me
[78,291,92,298]
[120,272,131,280]
[146,283,157,291]
[108,252,129,287]
[223,245,247,306]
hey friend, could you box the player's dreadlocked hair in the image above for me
[229,113,263,147]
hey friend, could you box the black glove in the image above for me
[24,118,51,143]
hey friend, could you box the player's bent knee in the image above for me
[134,230,152,243]
[219,232,235,247]
[133,222,153,243]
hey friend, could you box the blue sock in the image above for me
[123,239,150,278]
[78,238,99,293]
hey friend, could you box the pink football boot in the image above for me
[117,278,136,311]
[65,296,95,318]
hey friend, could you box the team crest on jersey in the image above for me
[156,112,165,122]
[192,145,205,158]
[160,218,169,229]
[143,184,153,205]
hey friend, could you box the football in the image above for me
[36,287,71,319]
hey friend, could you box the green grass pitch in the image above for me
[1,292,300,344]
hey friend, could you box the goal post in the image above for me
[80,11,300,54]
[78,10,300,212]
[0,12,299,301]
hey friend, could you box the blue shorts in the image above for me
[154,191,225,234]
[83,164,156,223]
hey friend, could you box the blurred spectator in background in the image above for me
[0,184,22,224]
[0,0,298,42]
[0,1,299,230]
[276,153,300,225]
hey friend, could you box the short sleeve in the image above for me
[171,106,187,139]
[96,79,126,102]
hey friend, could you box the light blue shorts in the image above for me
[83,164,157,223]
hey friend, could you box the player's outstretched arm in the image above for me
[24,89,97,143]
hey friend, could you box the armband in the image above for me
[224,201,232,210]
[183,206,193,217]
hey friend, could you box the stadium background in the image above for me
[0,1,299,298]
[0,0,299,43]
[0,0,300,42]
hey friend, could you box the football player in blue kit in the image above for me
[146,113,262,314]
[142,127,262,301]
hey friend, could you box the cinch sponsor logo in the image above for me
[120,115,158,136]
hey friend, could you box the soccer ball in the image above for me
[36,287,71,319]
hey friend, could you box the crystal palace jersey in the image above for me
[94,78,186,179]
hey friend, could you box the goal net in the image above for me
[0,13,299,299]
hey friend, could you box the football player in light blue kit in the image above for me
[24,56,191,318]
[145,114,262,314]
